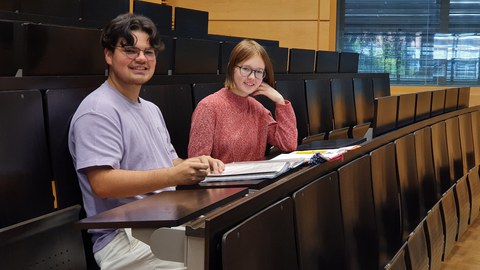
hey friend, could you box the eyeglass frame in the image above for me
[234,65,266,79]
[113,45,159,60]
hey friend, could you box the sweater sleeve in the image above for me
[266,100,298,152]
[188,102,216,158]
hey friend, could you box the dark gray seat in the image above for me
[0,205,87,270]
[222,197,298,270]
[293,172,346,269]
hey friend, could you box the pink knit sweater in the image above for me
[188,88,297,163]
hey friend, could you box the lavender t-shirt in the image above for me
[68,81,178,253]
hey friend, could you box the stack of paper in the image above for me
[203,159,303,182]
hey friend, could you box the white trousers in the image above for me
[94,229,187,270]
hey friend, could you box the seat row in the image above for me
[385,164,480,270]
[373,87,471,137]
[0,72,473,269]
[0,19,359,77]
[198,106,480,270]
[0,72,385,269]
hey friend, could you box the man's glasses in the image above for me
[235,65,266,79]
[115,46,158,60]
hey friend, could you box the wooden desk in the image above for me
[77,188,247,229]
[76,188,248,269]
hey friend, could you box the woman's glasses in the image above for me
[235,65,266,79]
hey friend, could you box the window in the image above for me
[338,0,480,85]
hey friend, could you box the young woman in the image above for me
[188,39,298,163]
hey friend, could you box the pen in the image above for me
[295,150,327,154]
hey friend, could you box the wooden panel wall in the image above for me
[158,0,337,50]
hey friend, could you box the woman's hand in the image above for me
[252,82,285,105]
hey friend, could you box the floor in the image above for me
[441,216,480,269]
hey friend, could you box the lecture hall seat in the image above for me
[467,165,480,223]
[384,243,407,270]
[445,117,464,182]
[373,95,398,137]
[292,172,346,269]
[431,121,453,194]
[221,197,299,270]
[395,134,423,240]
[414,126,439,209]
[405,220,429,270]
[0,205,87,269]
[458,113,476,174]
[454,175,470,241]
[140,84,194,159]
[370,143,403,267]
[424,203,444,270]
[304,79,334,139]
[440,186,458,261]
[337,155,379,269]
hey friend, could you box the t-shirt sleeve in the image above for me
[71,112,123,172]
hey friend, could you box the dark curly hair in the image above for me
[100,13,164,52]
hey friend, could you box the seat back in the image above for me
[353,77,375,125]
[397,93,416,128]
[440,186,458,260]
[292,172,346,269]
[424,203,444,270]
[192,82,224,107]
[222,197,299,270]
[454,175,470,241]
[140,84,193,158]
[21,23,105,76]
[372,75,391,98]
[173,7,208,38]
[444,88,459,113]
[315,50,339,73]
[395,134,423,240]
[133,1,173,35]
[331,78,357,130]
[173,38,219,74]
[467,165,480,223]
[457,87,470,109]
[431,90,446,117]
[338,52,359,73]
[414,127,439,210]
[305,79,334,136]
[415,91,432,122]
[405,220,429,270]
[373,95,398,137]
[0,20,18,76]
[44,88,94,209]
[445,117,464,181]
[431,121,453,194]
[0,205,87,269]
[0,89,54,227]
[384,243,407,270]
[458,113,476,174]
[472,110,480,165]
[370,143,403,267]
[264,45,289,74]
[338,155,379,269]
[288,48,315,73]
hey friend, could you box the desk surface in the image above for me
[180,138,366,190]
[76,188,248,229]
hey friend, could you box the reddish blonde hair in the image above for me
[225,39,274,90]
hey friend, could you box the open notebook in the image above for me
[203,159,305,182]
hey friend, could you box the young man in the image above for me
[68,13,224,269]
